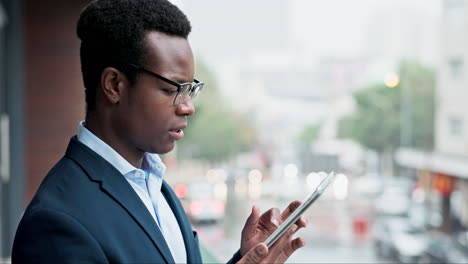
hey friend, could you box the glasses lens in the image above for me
[190,83,204,99]
[174,83,192,105]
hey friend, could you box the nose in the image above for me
[176,96,195,116]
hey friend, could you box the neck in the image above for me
[84,114,144,168]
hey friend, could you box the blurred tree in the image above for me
[338,61,435,154]
[297,123,321,144]
[176,62,256,161]
[400,62,435,151]
[338,82,401,152]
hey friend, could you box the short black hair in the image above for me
[77,0,192,114]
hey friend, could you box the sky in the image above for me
[289,0,440,57]
[173,0,441,63]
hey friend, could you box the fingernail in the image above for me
[300,240,306,248]
[292,225,298,232]
[272,218,280,227]
[256,246,265,257]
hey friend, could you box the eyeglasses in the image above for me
[128,64,204,106]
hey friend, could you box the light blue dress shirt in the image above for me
[77,122,187,263]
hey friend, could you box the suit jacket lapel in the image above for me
[161,181,200,263]
[65,137,175,263]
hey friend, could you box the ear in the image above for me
[100,67,128,104]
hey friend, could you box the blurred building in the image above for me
[396,0,468,233]
[0,0,88,258]
[366,2,439,67]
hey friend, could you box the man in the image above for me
[12,0,306,263]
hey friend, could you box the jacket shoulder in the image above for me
[12,207,108,263]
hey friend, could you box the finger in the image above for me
[262,224,299,263]
[241,206,260,238]
[284,237,305,256]
[258,208,281,233]
[281,201,307,228]
[298,216,308,228]
[280,200,301,220]
[236,243,268,264]
[276,237,306,263]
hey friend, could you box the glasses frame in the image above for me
[128,63,204,106]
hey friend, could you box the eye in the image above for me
[162,88,178,95]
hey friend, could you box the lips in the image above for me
[168,129,184,140]
[168,124,186,140]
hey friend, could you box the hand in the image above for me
[238,201,307,263]
[236,210,305,264]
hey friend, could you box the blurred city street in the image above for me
[189,175,387,263]
[194,202,384,263]
[173,163,468,263]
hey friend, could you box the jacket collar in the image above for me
[162,181,201,263]
[65,136,176,263]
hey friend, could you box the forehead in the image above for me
[143,31,194,78]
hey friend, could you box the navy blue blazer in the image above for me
[12,137,204,263]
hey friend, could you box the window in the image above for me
[449,58,464,79]
[446,0,466,27]
[449,116,464,137]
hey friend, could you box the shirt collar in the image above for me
[142,152,166,179]
[76,122,166,179]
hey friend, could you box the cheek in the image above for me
[143,104,170,126]
[125,86,174,135]
[138,106,174,141]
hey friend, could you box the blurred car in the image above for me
[374,187,411,216]
[373,217,428,263]
[418,231,468,264]
[185,182,225,224]
[392,228,429,263]
[352,173,384,198]
[374,217,403,259]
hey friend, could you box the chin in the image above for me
[151,143,175,155]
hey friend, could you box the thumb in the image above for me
[237,243,268,264]
[241,206,260,237]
